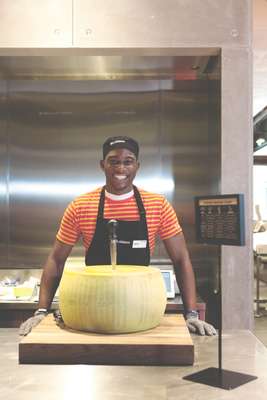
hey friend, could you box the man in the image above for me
[20,136,216,336]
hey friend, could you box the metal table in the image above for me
[254,239,267,317]
[1,328,267,400]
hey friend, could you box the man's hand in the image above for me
[186,311,217,336]
[19,310,48,336]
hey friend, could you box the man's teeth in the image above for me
[114,175,127,180]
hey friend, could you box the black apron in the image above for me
[85,186,150,266]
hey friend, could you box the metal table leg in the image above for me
[255,256,261,318]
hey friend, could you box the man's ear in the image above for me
[100,160,105,171]
[136,161,140,170]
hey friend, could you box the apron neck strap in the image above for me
[133,185,146,220]
[97,187,106,219]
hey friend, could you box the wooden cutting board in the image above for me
[19,314,194,365]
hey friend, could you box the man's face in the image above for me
[100,148,140,194]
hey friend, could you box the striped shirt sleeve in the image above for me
[56,201,80,245]
[158,198,182,240]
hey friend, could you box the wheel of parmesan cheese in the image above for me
[59,265,167,334]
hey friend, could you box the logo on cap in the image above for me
[109,140,126,146]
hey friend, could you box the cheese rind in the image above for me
[59,265,167,333]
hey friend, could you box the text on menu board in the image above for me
[194,194,245,246]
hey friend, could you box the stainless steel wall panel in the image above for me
[0,0,250,50]
[4,75,220,271]
[0,1,72,47]
[74,0,250,48]
[0,56,213,81]
[7,80,161,267]
[159,81,220,278]
[0,81,8,267]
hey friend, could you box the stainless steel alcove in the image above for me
[0,55,220,272]
[0,55,220,323]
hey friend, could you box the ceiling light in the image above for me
[256,138,266,146]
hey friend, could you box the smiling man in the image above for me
[19,136,216,336]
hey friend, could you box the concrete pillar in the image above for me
[221,47,253,329]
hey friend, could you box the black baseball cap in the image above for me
[102,136,139,159]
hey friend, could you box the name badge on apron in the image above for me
[132,240,147,249]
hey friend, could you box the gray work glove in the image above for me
[19,310,48,336]
[185,311,217,336]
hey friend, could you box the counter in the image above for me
[0,296,206,327]
[1,328,267,400]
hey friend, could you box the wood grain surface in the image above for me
[19,314,194,365]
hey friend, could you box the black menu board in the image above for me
[195,194,245,246]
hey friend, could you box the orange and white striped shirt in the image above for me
[56,187,182,255]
